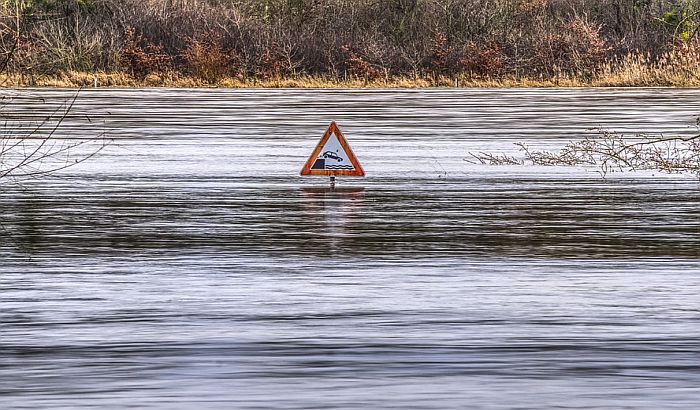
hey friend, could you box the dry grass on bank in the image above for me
[594,47,700,87]
[0,72,430,88]
[0,72,632,88]
[2,49,700,89]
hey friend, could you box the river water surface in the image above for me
[2,89,700,409]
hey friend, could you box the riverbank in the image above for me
[1,72,575,88]
[3,64,700,89]
[5,48,700,89]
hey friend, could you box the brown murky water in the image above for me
[1,89,700,409]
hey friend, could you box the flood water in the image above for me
[2,88,700,409]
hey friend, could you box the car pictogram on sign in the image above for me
[322,151,343,162]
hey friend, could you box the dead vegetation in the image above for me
[468,125,700,178]
[0,5,110,182]
[0,90,110,182]
[2,1,700,87]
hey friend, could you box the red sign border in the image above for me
[300,122,365,177]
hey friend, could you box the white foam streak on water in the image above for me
[1,88,700,409]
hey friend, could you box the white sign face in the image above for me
[301,122,365,177]
[310,133,355,171]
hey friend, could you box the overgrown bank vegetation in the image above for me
[2,0,700,87]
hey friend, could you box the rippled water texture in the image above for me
[2,89,700,409]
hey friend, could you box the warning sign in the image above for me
[300,122,365,177]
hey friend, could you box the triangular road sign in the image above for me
[300,122,365,177]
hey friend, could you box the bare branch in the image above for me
[469,127,700,178]
[0,90,111,182]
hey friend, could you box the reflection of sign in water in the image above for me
[300,122,365,177]
[300,187,365,252]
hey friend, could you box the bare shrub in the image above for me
[28,16,121,74]
[0,4,109,183]
[532,17,608,76]
[515,0,549,15]
[470,128,700,178]
[257,48,286,79]
[466,152,522,165]
[340,45,379,80]
[522,130,700,177]
[0,91,110,182]
[459,39,505,77]
[428,31,449,77]
[182,32,239,83]
[120,27,171,78]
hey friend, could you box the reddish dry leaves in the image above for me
[121,27,171,78]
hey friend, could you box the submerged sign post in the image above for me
[300,122,365,187]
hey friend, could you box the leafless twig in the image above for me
[465,151,523,165]
[469,126,700,178]
[0,89,111,183]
